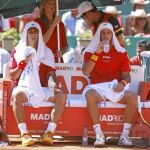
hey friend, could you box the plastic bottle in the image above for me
[103,39,110,53]
[82,125,88,146]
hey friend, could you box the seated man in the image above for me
[9,21,67,146]
[130,40,150,66]
[82,22,137,147]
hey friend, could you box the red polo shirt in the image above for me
[35,18,68,62]
[84,46,131,84]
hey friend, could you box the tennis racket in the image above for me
[0,118,11,145]
[130,96,150,148]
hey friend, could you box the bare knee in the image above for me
[55,91,67,105]
[85,89,98,104]
[12,89,27,104]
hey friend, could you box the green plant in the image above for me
[78,30,93,39]
[0,28,20,46]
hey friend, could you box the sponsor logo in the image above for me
[99,115,124,122]
[131,68,138,73]
[30,113,50,120]
[55,66,73,71]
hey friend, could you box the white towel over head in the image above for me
[14,21,55,106]
[84,22,126,54]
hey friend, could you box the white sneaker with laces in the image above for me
[118,134,134,147]
[94,133,105,147]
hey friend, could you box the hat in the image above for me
[132,0,150,5]
[137,40,150,51]
[76,1,94,18]
[133,9,147,18]
[104,6,122,15]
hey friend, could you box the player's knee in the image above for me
[56,91,67,104]
[85,89,97,103]
[12,89,25,104]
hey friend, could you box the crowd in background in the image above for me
[1,0,150,36]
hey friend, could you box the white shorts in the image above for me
[12,86,54,106]
[82,79,127,103]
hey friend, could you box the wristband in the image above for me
[18,61,27,70]
[120,80,128,86]
[90,53,99,62]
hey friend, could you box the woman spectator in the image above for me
[131,0,149,12]
[133,9,147,36]
[104,6,123,27]
[35,0,68,62]
[124,12,136,36]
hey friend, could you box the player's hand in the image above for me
[113,83,124,93]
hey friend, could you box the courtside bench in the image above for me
[0,63,150,138]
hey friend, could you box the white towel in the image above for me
[83,22,126,55]
[14,47,46,106]
[82,79,127,103]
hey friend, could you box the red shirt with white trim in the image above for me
[9,49,56,87]
[90,11,123,37]
[130,56,141,66]
[35,18,68,62]
[84,46,131,84]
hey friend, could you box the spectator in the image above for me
[9,21,67,146]
[124,12,136,35]
[82,22,137,147]
[0,15,10,32]
[104,6,123,27]
[0,46,10,77]
[131,0,149,11]
[75,18,91,36]
[133,9,147,36]
[62,9,78,36]
[35,0,68,63]
[130,40,150,66]
[76,1,124,46]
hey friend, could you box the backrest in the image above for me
[1,63,146,106]
[3,62,11,79]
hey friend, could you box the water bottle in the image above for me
[82,125,88,146]
[48,77,56,89]
[103,39,110,53]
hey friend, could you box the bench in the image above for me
[0,63,150,138]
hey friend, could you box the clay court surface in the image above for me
[0,138,148,150]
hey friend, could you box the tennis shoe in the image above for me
[118,134,134,147]
[94,133,105,147]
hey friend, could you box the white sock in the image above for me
[18,123,27,135]
[46,122,57,133]
[122,123,132,136]
[93,124,103,136]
